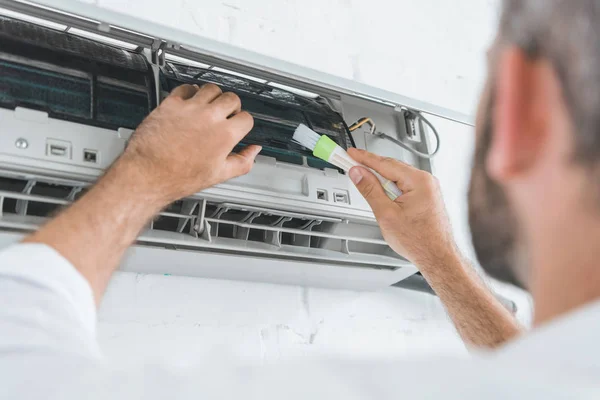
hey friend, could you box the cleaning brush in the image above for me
[293,124,402,201]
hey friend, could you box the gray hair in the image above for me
[499,0,600,163]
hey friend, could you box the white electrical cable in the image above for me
[349,109,441,159]
[376,109,440,159]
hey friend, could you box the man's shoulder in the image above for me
[3,348,599,399]
[496,299,600,373]
[226,354,599,399]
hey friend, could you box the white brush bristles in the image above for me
[293,124,321,151]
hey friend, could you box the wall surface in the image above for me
[67,0,532,364]
[93,0,501,118]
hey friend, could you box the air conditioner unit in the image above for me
[0,0,460,290]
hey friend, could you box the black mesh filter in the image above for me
[97,82,149,128]
[163,63,351,170]
[0,17,148,71]
[0,17,154,130]
[0,59,91,118]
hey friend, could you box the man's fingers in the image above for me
[211,92,242,118]
[192,83,223,104]
[349,166,393,214]
[226,111,255,142]
[223,145,262,179]
[347,148,417,191]
[169,84,199,100]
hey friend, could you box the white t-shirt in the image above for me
[1,243,599,399]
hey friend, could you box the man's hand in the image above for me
[24,84,260,303]
[347,148,458,267]
[121,83,261,205]
[347,148,522,348]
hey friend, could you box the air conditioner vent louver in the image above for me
[0,174,409,271]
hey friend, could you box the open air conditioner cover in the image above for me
[0,4,425,290]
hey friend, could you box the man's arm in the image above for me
[23,83,261,303]
[347,148,523,348]
[417,249,522,348]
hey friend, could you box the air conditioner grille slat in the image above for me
[0,174,408,270]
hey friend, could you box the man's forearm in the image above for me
[418,250,523,348]
[23,158,165,303]
[21,83,259,305]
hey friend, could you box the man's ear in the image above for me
[487,47,547,183]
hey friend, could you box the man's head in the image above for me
[468,0,600,290]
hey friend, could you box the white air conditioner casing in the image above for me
[0,0,454,290]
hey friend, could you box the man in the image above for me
[2,0,600,397]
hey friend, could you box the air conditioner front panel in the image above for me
[0,107,376,221]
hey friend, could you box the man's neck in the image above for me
[531,220,600,326]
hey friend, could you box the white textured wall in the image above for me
[99,274,465,364]
[87,0,531,363]
[96,0,500,117]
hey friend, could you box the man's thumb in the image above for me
[349,166,391,212]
